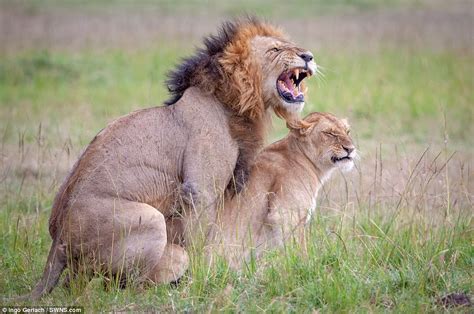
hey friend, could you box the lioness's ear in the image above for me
[287,119,315,136]
[273,106,315,136]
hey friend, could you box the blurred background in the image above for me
[0,0,472,308]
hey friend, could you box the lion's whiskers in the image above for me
[313,65,327,85]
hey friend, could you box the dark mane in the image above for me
[164,20,240,105]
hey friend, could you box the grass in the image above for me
[0,23,473,313]
[1,206,471,311]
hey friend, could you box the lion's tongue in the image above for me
[284,76,302,97]
[284,76,294,92]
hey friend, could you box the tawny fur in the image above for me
[205,112,356,269]
[21,18,317,300]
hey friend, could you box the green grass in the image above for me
[1,44,473,311]
[1,206,471,312]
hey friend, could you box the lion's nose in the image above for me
[343,145,355,155]
[299,52,314,63]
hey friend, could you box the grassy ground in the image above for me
[1,1,473,312]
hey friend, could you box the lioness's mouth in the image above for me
[276,67,311,103]
[331,155,352,163]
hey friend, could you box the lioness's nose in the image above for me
[343,146,355,155]
[300,52,314,62]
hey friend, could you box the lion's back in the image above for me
[48,87,236,239]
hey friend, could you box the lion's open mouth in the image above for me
[276,67,311,103]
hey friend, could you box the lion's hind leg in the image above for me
[108,201,189,285]
[94,201,168,285]
[67,199,189,287]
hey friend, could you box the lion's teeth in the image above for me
[295,69,299,80]
[279,81,286,90]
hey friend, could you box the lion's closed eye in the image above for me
[267,47,281,53]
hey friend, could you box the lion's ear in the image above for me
[341,118,350,129]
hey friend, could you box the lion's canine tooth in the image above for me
[295,69,299,80]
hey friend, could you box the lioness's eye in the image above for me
[271,47,280,52]
[323,131,336,138]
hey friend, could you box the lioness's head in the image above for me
[165,17,316,121]
[290,112,356,173]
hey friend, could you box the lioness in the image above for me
[22,18,317,300]
[206,112,356,268]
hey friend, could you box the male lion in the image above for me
[22,18,317,299]
[206,112,356,269]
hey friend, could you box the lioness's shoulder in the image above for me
[252,142,290,177]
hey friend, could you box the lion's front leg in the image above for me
[180,140,237,245]
[226,115,265,195]
[227,151,251,194]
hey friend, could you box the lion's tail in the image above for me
[14,238,67,301]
